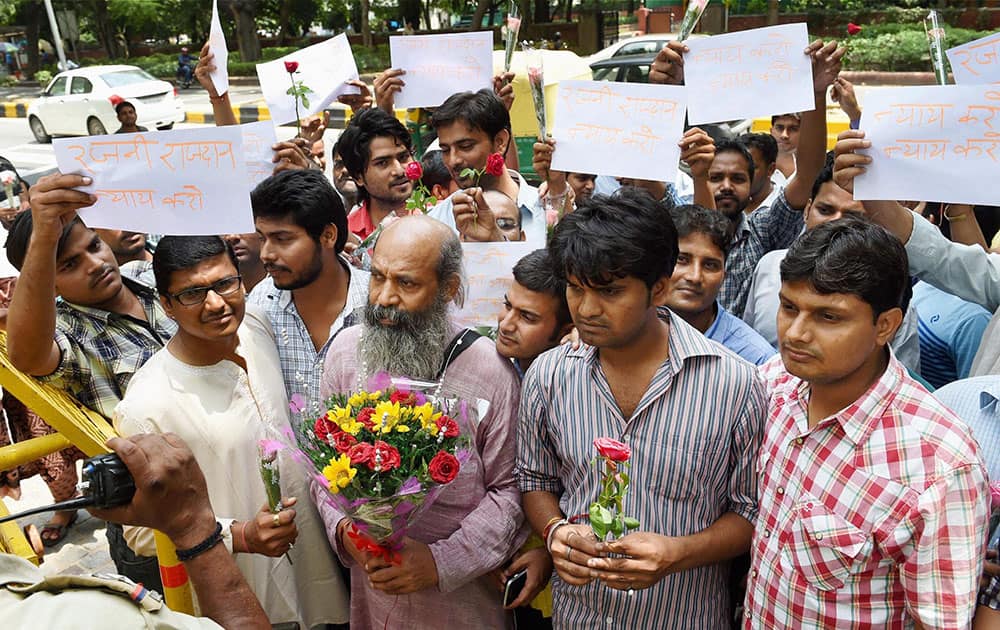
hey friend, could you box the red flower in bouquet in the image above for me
[428,451,460,484]
[314,416,339,445]
[485,152,505,177]
[284,60,299,73]
[847,22,862,36]
[390,391,417,407]
[356,407,376,430]
[435,416,460,439]
[348,442,375,467]
[405,161,423,181]
[372,440,402,472]
[332,431,358,454]
[593,437,630,462]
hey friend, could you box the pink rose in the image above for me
[593,437,630,462]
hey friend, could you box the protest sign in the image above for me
[684,23,813,125]
[207,0,229,96]
[854,85,1000,205]
[453,241,536,328]
[947,32,1000,85]
[53,126,254,235]
[551,80,686,182]
[240,120,277,188]
[389,31,493,108]
[256,34,359,125]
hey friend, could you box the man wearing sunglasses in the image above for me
[114,235,348,628]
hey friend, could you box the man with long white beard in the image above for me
[315,215,526,628]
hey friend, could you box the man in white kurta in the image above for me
[114,240,348,628]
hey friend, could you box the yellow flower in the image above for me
[368,390,383,402]
[327,405,362,435]
[348,392,369,409]
[373,401,402,434]
[322,454,357,493]
[412,403,442,433]
[395,424,411,433]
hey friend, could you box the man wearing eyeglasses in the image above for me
[113,235,349,628]
[4,172,179,591]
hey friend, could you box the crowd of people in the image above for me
[0,28,999,630]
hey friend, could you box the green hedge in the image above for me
[843,24,995,72]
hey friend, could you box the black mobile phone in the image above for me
[503,569,528,607]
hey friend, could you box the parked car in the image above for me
[585,33,707,65]
[27,65,184,143]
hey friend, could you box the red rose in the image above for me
[390,391,417,407]
[332,431,358,454]
[356,407,376,429]
[372,440,401,471]
[435,415,459,438]
[314,417,339,445]
[847,22,862,36]
[284,60,299,73]
[485,152,505,177]
[428,451,460,484]
[593,437,630,462]
[348,442,374,467]
[404,161,423,182]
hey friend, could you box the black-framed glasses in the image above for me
[168,275,243,306]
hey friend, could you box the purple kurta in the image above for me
[315,324,526,629]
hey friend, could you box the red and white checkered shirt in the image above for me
[744,354,989,629]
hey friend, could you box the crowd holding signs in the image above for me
[4,3,1000,630]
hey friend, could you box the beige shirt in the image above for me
[113,307,348,627]
[0,553,221,629]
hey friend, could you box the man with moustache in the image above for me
[332,142,360,211]
[4,172,178,589]
[94,229,153,266]
[316,215,525,629]
[248,169,369,415]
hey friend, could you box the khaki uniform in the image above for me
[0,553,221,629]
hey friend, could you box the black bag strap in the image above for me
[436,328,481,380]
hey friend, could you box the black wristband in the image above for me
[175,522,224,562]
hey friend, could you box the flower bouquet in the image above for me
[522,44,547,141]
[293,376,474,563]
[677,0,709,42]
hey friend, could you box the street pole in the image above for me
[42,0,67,71]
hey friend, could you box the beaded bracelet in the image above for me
[176,522,224,562]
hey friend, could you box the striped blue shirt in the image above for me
[516,310,767,629]
[935,376,1000,480]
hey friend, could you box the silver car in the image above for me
[27,65,185,143]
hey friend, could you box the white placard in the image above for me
[854,85,1000,205]
[453,241,536,328]
[240,120,277,188]
[946,33,1000,85]
[551,80,686,182]
[684,23,814,124]
[207,0,229,96]
[256,34,359,125]
[53,126,254,235]
[389,31,493,109]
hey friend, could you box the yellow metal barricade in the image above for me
[0,331,195,614]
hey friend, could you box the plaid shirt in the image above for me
[246,257,369,416]
[744,354,989,629]
[720,189,803,318]
[40,262,177,420]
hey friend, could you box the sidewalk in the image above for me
[2,468,115,577]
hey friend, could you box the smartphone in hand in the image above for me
[503,569,528,608]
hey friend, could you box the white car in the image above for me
[27,65,184,143]
[585,32,707,65]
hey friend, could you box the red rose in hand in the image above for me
[593,437,630,462]
[372,440,401,471]
[404,161,423,182]
[314,417,339,445]
[284,60,299,73]
[390,390,417,407]
[348,442,374,467]
[356,407,376,430]
[332,431,358,454]
[435,415,460,438]
[847,22,862,36]
[428,451,460,484]
[485,152,505,177]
